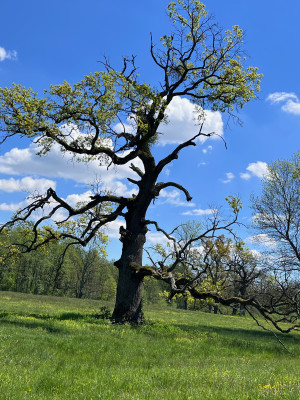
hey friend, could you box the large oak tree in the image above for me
[0,0,261,324]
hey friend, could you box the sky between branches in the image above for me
[0,0,299,259]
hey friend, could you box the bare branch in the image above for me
[155,124,214,175]
[155,181,192,202]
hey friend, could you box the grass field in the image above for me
[0,291,299,399]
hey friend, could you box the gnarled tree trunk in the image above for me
[112,177,153,324]
[112,230,146,324]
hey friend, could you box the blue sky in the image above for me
[0,0,299,260]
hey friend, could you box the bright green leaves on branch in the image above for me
[225,196,242,214]
[157,0,262,115]
[0,68,161,160]
[167,0,208,30]
[0,84,51,138]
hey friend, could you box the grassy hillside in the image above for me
[0,291,299,399]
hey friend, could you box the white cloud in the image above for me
[158,97,223,145]
[0,200,25,212]
[104,219,171,245]
[240,161,268,180]
[0,141,142,196]
[0,177,56,193]
[0,190,94,220]
[202,145,213,154]
[164,167,171,177]
[107,181,137,197]
[251,213,271,226]
[266,92,298,104]
[221,172,235,184]
[267,92,300,115]
[240,172,251,180]
[246,161,268,178]
[158,189,195,207]
[104,219,124,239]
[182,208,216,216]
[249,249,263,260]
[281,99,300,115]
[114,97,223,147]
[101,219,170,245]
[63,191,92,208]
[247,234,277,248]
[0,46,17,62]
[146,231,170,245]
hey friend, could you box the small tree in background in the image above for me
[252,151,300,273]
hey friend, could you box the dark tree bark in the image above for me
[112,264,144,324]
[112,227,147,323]
[112,164,155,324]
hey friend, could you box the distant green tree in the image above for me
[228,242,261,316]
[252,151,300,273]
[143,276,167,305]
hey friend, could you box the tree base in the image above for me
[112,302,144,325]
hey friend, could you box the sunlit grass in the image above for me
[0,291,299,399]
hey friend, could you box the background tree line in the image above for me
[0,224,116,300]
[0,224,260,314]
[0,214,298,323]
[0,223,168,305]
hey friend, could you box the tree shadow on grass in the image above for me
[0,315,63,333]
[0,311,110,331]
[0,310,109,332]
[33,311,109,322]
[0,309,298,355]
[171,322,299,355]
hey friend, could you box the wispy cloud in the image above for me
[240,172,251,180]
[266,92,298,103]
[221,172,235,184]
[267,91,300,115]
[202,145,213,154]
[164,167,171,177]
[0,46,17,62]
[182,208,216,216]
[247,233,277,248]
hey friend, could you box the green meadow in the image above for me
[0,291,299,400]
